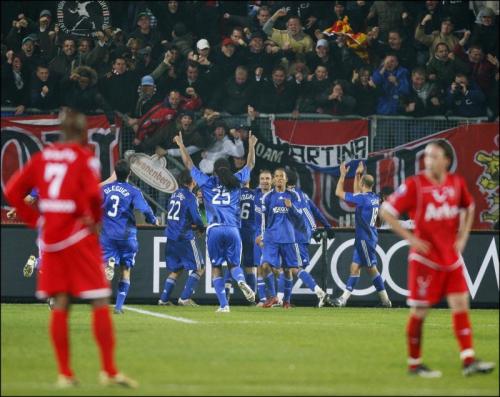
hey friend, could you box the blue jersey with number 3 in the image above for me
[344,192,379,247]
[190,166,250,227]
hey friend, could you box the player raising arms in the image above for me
[174,131,258,312]
[4,108,137,388]
[380,139,495,377]
[100,159,159,314]
[333,161,392,308]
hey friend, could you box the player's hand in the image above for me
[6,208,17,219]
[409,235,431,254]
[284,198,292,208]
[155,218,161,226]
[255,235,264,247]
[248,131,258,147]
[339,162,349,177]
[173,131,184,147]
[356,161,364,175]
[454,234,468,254]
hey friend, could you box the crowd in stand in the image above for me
[1,1,499,169]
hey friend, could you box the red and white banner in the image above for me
[1,114,119,222]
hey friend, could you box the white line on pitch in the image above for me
[122,306,198,324]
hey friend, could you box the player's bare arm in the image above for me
[455,204,475,254]
[335,162,349,200]
[353,161,364,194]
[246,131,258,170]
[173,131,194,170]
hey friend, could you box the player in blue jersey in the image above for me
[332,161,392,308]
[258,168,330,309]
[174,131,257,312]
[158,169,205,306]
[101,159,159,314]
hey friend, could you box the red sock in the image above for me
[50,309,73,377]
[407,315,424,369]
[452,311,475,365]
[92,306,118,376]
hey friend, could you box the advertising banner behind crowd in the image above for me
[1,114,119,222]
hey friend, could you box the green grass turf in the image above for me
[1,304,498,396]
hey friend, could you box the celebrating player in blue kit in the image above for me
[333,161,392,308]
[158,170,205,306]
[101,159,159,314]
[174,131,258,312]
[258,168,330,309]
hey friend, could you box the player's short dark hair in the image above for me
[214,158,240,190]
[286,167,298,186]
[177,169,193,187]
[259,169,272,176]
[115,159,131,182]
[430,139,454,169]
[274,167,287,178]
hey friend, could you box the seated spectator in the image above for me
[470,7,498,58]
[446,73,486,117]
[296,65,331,113]
[426,42,469,89]
[371,54,410,115]
[415,15,460,63]
[318,81,356,115]
[399,67,444,117]
[350,67,380,116]
[1,53,30,114]
[453,44,497,96]
[210,65,256,115]
[253,65,300,114]
[199,121,245,174]
[30,63,59,111]
[370,29,416,71]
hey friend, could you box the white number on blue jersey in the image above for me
[107,195,120,217]
[370,207,379,227]
[241,202,251,220]
[44,163,68,198]
[167,200,181,221]
[212,188,230,205]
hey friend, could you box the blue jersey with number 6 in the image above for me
[101,181,156,240]
[344,192,379,247]
[190,166,250,227]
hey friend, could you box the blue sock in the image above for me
[244,272,256,292]
[284,277,293,303]
[213,276,229,308]
[265,272,276,297]
[230,266,245,284]
[115,279,130,310]
[346,275,360,292]
[277,272,285,294]
[372,274,386,291]
[298,269,317,291]
[160,277,176,302]
[180,272,201,300]
[257,277,267,302]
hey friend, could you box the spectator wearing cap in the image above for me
[426,42,468,89]
[188,39,216,80]
[5,13,35,51]
[370,30,417,72]
[415,15,460,63]
[130,75,162,118]
[129,11,162,60]
[19,34,42,77]
[1,53,30,114]
[35,10,57,61]
[305,38,347,82]
[263,9,314,61]
[99,56,140,115]
[30,63,59,111]
[254,65,300,114]
[243,30,281,80]
[212,38,242,85]
[470,7,498,57]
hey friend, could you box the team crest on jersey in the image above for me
[416,276,431,298]
[431,186,455,203]
[474,150,499,226]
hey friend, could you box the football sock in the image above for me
[283,277,293,303]
[277,272,285,299]
[298,269,317,291]
[50,308,73,377]
[265,272,276,297]
[257,277,267,302]
[342,275,360,300]
[92,305,118,376]
[180,272,201,300]
[230,266,245,284]
[407,314,424,369]
[372,274,390,302]
[453,311,475,366]
[244,272,256,292]
[115,279,130,311]
[223,268,232,298]
[213,276,229,308]
[160,277,176,302]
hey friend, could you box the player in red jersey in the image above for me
[380,139,495,378]
[4,108,137,389]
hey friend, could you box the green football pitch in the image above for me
[1,304,498,396]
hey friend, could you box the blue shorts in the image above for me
[100,236,138,268]
[261,241,301,268]
[241,233,256,267]
[207,225,242,267]
[352,239,377,267]
[298,243,310,268]
[254,242,262,267]
[165,238,203,272]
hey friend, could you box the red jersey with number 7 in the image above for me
[381,172,474,271]
[4,143,103,252]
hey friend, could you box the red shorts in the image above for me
[407,260,468,307]
[36,234,111,300]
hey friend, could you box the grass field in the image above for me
[1,304,498,396]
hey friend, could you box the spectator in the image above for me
[188,39,217,84]
[318,81,357,115]
[222,5,272,36]
[1,53,30,114]
[19,34,42,76]
[347,0,371,33]
[5,13,35,51]
[306,38,347,82]
[243,31,281,79]
[211,65,256,115]
[442,0,474,31]
[319,1,352,32]
[350,67,380,116]
[170,22,194,58]
[30,63,59,111]
[150,48,183,99]
[131,75,162,118]
[426,42,468,89]
[370,29,417,71]
[129,12,162,60]
[446,73,486,117]
[285,1,327,35]
[48,38,76,80]
[35,9,56,61]
[371,54,410,115]
[149,0,192,43]
[297,65,331,113]
[253,65,300,114]
[415,1,448,34]
[415,15,460,63]
[470,7,498,58]
[366,1,410,42]
[199,121,245,174]
[399,67,444,117]
[173,61,209,107]
[453,44,497,96]
[213,38,242,85]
